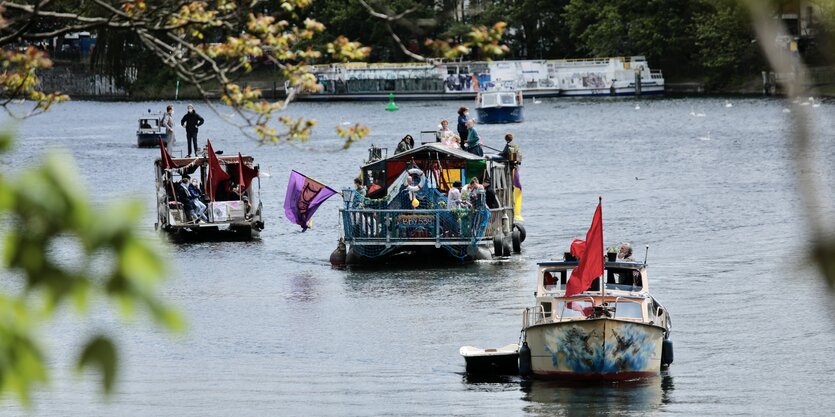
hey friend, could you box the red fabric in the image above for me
[207,140,230,201]
[570,239,586,258]
[237,153,259,192]
[565,200,604,297]
[159,139,176,169]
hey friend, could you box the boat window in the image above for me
[556,301,593,318]
[481,94,498,107]
[541,302,552,318]
[499,94,516,105]
[605,268,642,291]
[543,269,567,291]
[611,301,643,319]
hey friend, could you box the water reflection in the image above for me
[461,373,674,416]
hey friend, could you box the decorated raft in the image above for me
[336,142,524,265]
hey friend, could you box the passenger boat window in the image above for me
[499,94,515,105]
[482,94,498,106]
[611,301,643,319]
[543,269,568,291]
[605,268,642,291]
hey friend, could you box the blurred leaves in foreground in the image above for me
[0,131,181,405]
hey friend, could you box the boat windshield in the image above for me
[499,94,516,105]
[611,300,643,319]
[556,300,593,318]
[140,118,158,129]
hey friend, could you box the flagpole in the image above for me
[599,196,605,301]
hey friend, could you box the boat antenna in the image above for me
[643,244,650,265]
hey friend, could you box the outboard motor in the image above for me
[518,341,532,377]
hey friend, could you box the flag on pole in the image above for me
[159,138,176,169]
[565,198,604,298]
[207,140,230,201]
[513,168,524,221]
[237,153,259,193]
[284,170,337,231]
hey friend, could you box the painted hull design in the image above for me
[526,318,664,380]
[476,106,524,124]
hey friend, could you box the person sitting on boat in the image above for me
[175,175,199,222]
[394,134,414,154]
[188,178,209,221]
[448,135,461,149]
[447,180,463,209]
[456,107,469,141]
[617,242,634,261]
[465,119,484,157]
[354,177,366,197]
[497,133,521,163]
[436,119,453,143]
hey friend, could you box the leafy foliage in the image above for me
[0,137,182,405]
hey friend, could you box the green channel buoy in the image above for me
[385,93,399,111]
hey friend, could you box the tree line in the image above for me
[308,0,835,88]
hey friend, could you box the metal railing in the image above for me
[340,206,498,245]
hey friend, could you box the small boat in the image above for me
[519,252,673,380]
[137,112,171,148]
[475,90,524,124]
[337,142,525,265]
[154,152,265,241]
[460,344,519,375]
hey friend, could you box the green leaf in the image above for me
[76,336,118,395]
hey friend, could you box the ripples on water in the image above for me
[2,97,835,416]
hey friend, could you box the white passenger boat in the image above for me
[519,252,673,380]
[292,56,663,100]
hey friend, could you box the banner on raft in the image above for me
[513,168,524,221]
[284,170,337,231]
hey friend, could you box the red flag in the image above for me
[207,140,230,201]
[159,138,176,169]
[237,153,259,193]
[565,199,604,297]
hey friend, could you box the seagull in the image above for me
[532,97,542,104]
[813,102,821,108]
[783,108,792,113]
[634,103,641,110]
[340,120,352,126]
[689,106,696,116]
[725,100,733,108]
[698,131,711,141]
[635,176,645,181]
[695,110,706,117]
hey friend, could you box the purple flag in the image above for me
[284,170,337,231]
[513,168,522,190]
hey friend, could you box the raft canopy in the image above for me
[361,143,495,194]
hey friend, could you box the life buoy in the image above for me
[406,167,425,192]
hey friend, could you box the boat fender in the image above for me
[493,233,503,257]
[512,229,522,253]
[329,239,347,268]
[406,167,426,193]
[513,223,526,243]
[661,338,674,367]
[518,341,532,377]
[502,235,512,257]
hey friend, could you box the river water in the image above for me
[2,96,835,416]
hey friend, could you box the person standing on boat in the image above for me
[498,133,520,162]
[395,134,414,154]
[354,177,367,197]
[456,107,469,142]
[161,104,175,145]
[447,181,463,209]
[465,119,483,156]
[180,104,205,158]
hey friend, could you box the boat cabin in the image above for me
[528,260,665,325]
[476,90,523,109]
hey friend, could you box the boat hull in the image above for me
[476,106,524,124]
[346,243,492,265]
[138,132,172,148]
[525,318,664,380]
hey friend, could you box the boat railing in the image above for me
[340,207,495,244]
[650,70,664,80]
